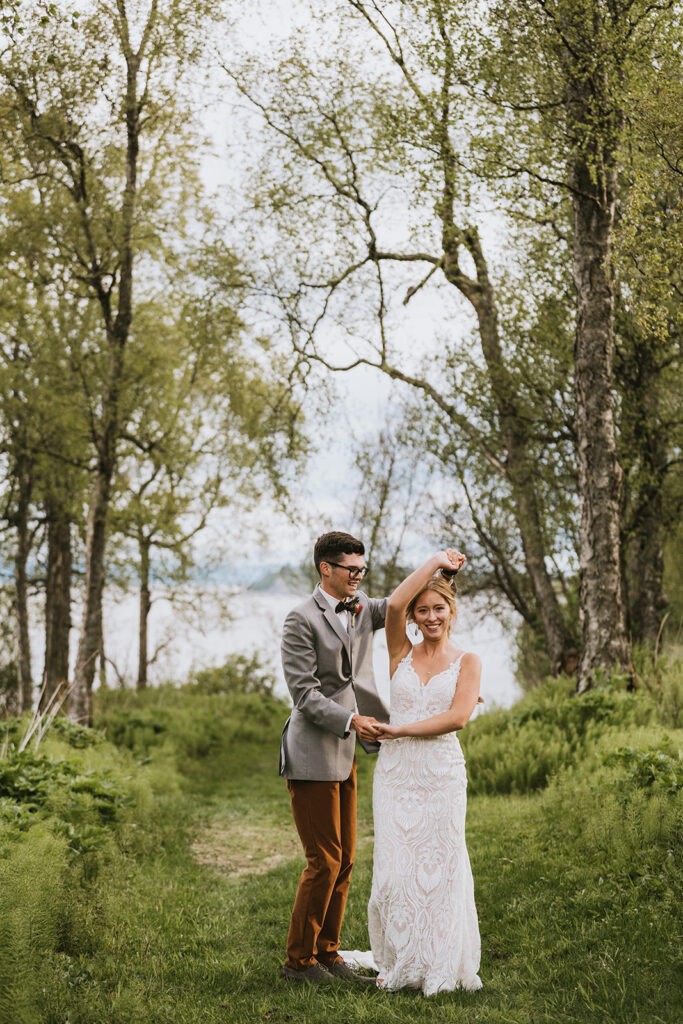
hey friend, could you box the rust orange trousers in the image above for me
[284,760,357,970]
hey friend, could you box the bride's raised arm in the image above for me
[385,548,466,675]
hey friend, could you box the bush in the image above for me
[603,741,683,795]
[539,739,683,907]
[0,829,70,1024]
[461,674,663,796]
[633,647,683,729]
[0,712,179,1024]
[94,679,288,767]
[0,679,290,1024]
[191,652,277,696]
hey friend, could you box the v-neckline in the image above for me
[405,648,463,688]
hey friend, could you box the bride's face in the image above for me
[413,589,451,639]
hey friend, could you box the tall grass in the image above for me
[0,656,680,1023]
[460,672,675,795]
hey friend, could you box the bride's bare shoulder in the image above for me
[459,650,481,665]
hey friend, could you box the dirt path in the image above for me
[191,818,302,877]
[191,817,374,878]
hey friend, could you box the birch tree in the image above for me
[1,0,219,720]
[224,1,579,674]
[225,0,681,688]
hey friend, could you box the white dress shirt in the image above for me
[319,584,351,631]
[319,585,356,735]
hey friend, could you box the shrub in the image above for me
[0,712,185,1023]
[49,717,106,749]
[634,648,683,729]
[603,741,683,795]
[540,741,683,907]
[191,652,277,696]
[461,675,660,796]
[95,683,288,767]
[0,830,70,1024]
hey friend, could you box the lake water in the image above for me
[92,584,522,710]
[29,584,521,710]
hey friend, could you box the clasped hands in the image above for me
[439,547,466,574]
[351,714,399,742]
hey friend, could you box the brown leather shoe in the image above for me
[322,959,377,985]
[280,962,334,985]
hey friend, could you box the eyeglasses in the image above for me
[325,561,368,580]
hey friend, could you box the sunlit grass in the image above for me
[1,668,681,1024]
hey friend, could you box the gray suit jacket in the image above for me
[279,584,389,780]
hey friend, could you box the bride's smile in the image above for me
[412,593,451,640]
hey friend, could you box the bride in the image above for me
[368,548,483,995]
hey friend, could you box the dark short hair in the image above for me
[314,531,365,575]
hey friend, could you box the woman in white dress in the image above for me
[368,548,483,995]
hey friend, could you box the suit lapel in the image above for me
[348,606,361,664]
[313,586,351,661]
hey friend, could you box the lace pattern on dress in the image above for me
[368,650,482,995]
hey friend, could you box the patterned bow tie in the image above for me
[335,597,360,615]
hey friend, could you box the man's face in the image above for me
[321,552,366,601]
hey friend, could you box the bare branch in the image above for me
[346,1,434,117]
[403,261,443,304]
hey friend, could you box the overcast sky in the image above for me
[192,0,505,570]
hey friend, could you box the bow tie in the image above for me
[335,598,360,615]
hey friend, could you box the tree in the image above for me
[349,416,429,596]
[476,0,681,686]
[224,1,579,674]
[0,2,309,715]
[0,0,220,721]
[225,0,681,687]
[613,52,683,647]
[0,236,101,712]
[109,265,306,688]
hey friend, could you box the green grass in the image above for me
[1,666,682,1024]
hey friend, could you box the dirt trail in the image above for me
[191,819,302,877]
[191,819,374,878]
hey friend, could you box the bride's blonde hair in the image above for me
[406,575,458,632]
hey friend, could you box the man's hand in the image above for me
[351,714,382,742]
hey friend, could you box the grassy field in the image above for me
[1,661,681,1024]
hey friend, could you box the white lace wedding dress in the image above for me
[366,649,482,995]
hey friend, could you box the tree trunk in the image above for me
[570,154,630,690]
[621,418,668,649]
[70,14,143,723]
[41,504,72,710]
[442,227,577,674]
[71,470,110,724]
[97,584,107,688]
[13,456,33,712]
[137,535,151,689]
[628,505,666,648]
[616,306,672,650]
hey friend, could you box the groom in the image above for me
[279,531,389,985]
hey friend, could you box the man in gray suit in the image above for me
[280,531,389,984]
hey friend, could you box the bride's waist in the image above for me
[385,727,464,750]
